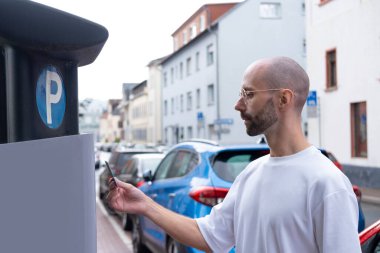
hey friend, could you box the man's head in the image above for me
[235,57,309,136]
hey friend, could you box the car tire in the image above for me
[122,213,133,231]
[132,217,149,253]
[167,238,182,253]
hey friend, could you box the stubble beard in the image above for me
[245,99,278,136]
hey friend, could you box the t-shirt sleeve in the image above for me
[313,189,361,253]
[196,180,239,253]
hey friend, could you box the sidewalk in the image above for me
[361,187,380,205]
[96,199,133,253]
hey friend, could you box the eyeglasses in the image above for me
[238,88,282,103]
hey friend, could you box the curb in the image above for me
[362,195,380,205]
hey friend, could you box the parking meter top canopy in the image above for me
[0,0,109,66]
[0,0,108,143]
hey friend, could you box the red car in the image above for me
[360,219,380,252]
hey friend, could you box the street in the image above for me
[362,202,380,229]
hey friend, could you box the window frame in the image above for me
[350,101,368,158]
[325,48,337,90]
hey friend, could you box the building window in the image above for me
[171,98,175,114]
[180,127,184,140]
[164,100,168,116]
[326,49,337,89]
[163,72,167,87]
[207,84,215,106]
[180,94,184,112]
[180,62,183,79]
[187,126,193,139]
[196,88,201,109]
[170,67,174,84]
[187,91,192,111]
[190,24,197,39]
[207,44,214,66]
[200,15,206,32]
[186,57,192,76]
[351,102,367,158]
[303,38,307,56]
[302,2,305,16]
[195,52,200,71]
[259,3,282,19]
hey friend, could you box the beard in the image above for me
[243,99,278,136]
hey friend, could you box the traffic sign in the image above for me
[36,65,66,128]
[214,118,234,125]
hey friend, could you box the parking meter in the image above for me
[0,1,108,252]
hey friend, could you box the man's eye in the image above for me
[246,93,254,99]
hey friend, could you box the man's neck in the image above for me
[265,124,310,157]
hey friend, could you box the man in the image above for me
[107,57,360,252]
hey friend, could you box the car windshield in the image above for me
[141,158,163,174]
[212,149,269,182]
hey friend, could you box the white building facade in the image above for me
[162,31,218,145]
[217,0,307,144]
[162,0,306,145]
[147,58,166,145]
[306,0,380,186]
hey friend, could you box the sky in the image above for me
[33,0,243,101]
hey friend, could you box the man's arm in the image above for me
[107,179,212,252]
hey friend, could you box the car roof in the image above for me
[131,153,165,159]
[171,140,269,154]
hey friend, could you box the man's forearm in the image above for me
[143,197,212,252]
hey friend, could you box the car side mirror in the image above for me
[143,170,153,182]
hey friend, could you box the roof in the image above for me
[171,3,237,36]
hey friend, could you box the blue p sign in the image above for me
[36,66,66,129]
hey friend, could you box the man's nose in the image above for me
[234,97,245,111]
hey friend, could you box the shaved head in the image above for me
[245,57,309,113]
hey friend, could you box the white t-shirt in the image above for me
[196,146,361,253]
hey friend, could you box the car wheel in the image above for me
[132,217,149,253]
[122,213,133,231]
[167,238,179,253]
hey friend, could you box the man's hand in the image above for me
[106,178,150,215]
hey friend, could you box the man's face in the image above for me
[235,67,279,136]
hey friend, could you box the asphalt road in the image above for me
[362,202,380,229]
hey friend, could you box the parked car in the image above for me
[117,153,165,230]
[132,140,366,253]
[98,148,160,200]
[360,219,380,252]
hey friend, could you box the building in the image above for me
[172,3,237,51]
[129,81,149,145]
[306,0,380,187]
[162,0,306,145]
[147,57,167,145]
[99,99,122,143]
[120,83,139,143]
[78,98,106,142]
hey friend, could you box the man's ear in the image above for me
[279,90,292,108]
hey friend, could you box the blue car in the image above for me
[132,140,365,253]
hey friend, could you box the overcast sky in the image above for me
[33,0,243,101]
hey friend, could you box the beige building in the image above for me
[129,81,149,145]
[99,99,122,143]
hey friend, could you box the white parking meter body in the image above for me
[0,1,108,252]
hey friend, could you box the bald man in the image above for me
[107,57,360,253]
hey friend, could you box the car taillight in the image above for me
[189,186,229,207]
[353,185,362,202]
[333,161,343,171]
[136,180,145,188]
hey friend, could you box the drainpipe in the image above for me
[207,11,221,141]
